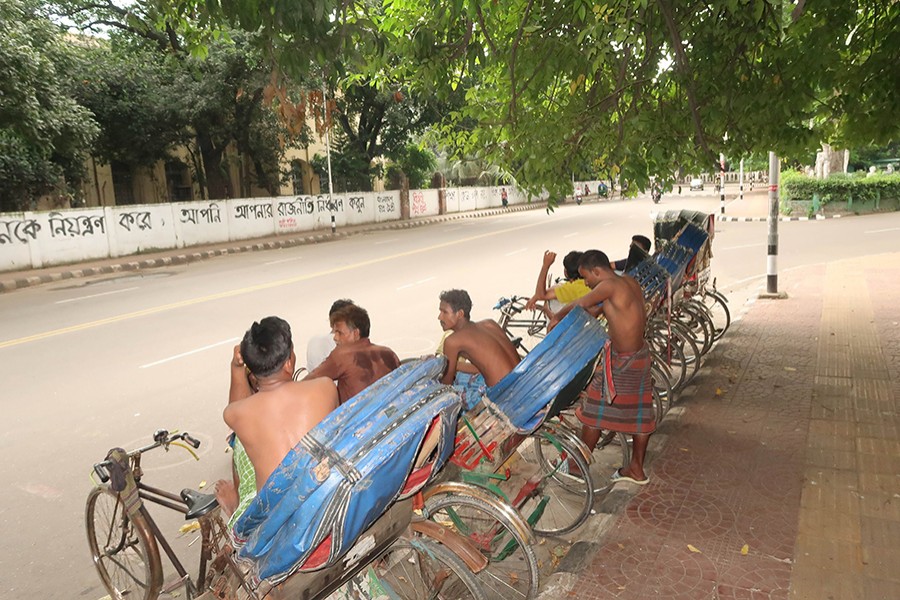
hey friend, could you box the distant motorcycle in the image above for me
[651,187,662,204]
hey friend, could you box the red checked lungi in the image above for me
[576,341,656,434]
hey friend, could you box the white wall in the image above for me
[410,189,440,218]
[108,205,178,257]
[0,185,540,272]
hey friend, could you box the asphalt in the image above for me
[10,196,897,599]
[538,252,900,599]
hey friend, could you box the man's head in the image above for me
[578,250,613,288]
[241,316,294,378]
[631,235,651,253]
[438,289,472,331]
[562,251,584,281]
[329,298,354,316]
[330,304,370,345]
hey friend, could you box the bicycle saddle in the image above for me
[180,488,219,519]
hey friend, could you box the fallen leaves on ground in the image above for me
[687,544,702,554]
[741,544,749,555]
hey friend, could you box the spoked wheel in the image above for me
[649,328,688,392]
[423,487,540,600]
[86,486,162,600]
[518,429,594,536]
[651,360,675,415]
[702,290,731,342]
[351,536,486,600]
[670,321,703,384]
[675,303,715,357]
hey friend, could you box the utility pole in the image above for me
[323,82,336,235]
[739,158,744,202]
[719,153,726,215]
[761,151,786,298]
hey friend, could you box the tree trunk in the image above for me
[197,131,232,199]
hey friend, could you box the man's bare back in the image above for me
[224,377,338,489]
[438,290,520,387]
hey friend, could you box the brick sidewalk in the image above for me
[549,253,900,599]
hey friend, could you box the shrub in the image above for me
[781,172,900,212]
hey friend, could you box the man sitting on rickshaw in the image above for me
[215,316,339,525]
[438,289,521,408]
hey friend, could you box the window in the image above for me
[111,161,136,206]
[166,160,193,202]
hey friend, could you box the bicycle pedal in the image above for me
[160,575,189,595]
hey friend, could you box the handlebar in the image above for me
[92,430,201,484]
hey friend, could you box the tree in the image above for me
[0,0,97,211]
[154,0,899,205]
[53,0,309,199]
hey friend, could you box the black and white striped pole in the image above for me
[323,83,336,235]
[763,151,785,298]
[719,153,726,215]
[739,158,744,202]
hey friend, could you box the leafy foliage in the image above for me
[781,170,900,214]
[0,0,98,211]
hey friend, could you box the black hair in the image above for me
[624,243,651,272]
[329,298,354,315]
[562,251,584,281]
[439,289,472,320]
[578,249,613,272]
[330,304,371,338]
[241,316,293,377]
[631,235,652,252]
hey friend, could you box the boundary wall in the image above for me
[0,186,535,272]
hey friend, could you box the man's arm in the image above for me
[524,251,557,310]
[305,351,340,382]
[548,283,612,330]
[229,345,254,404]
[440,336,461,385]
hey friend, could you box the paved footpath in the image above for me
[544,253,900,599]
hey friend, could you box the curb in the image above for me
[716,214,843,222]
[0,202,547,293]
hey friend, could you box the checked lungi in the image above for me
[576,340,656,435]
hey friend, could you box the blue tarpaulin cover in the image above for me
[231,356,460,585]
[484,306,609,433]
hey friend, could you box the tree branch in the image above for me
[508,0,536,123]
[656,0,714,161]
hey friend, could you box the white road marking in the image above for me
[720,243,765,251]
[505,248,527,256]
[563,232,580,238]
[55,287,139,304]
[374,238,399,245]
[397,276,436,291]
[140,337,240,369]
[264,256,304,265]
[865,227,900,234]
[601,222,613,226]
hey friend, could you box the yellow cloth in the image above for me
[554,279,591,303]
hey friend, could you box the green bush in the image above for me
[781,172,900,214]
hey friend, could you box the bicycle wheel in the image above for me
[676,302,714,357]
[86,486,163,600]
[703,290,731,341]
[423,490,539,600]
[350,537,486,600]
[670,321,703,384]
[518,431,594,536]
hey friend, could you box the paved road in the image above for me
[1,193,898,598]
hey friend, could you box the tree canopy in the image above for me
[0,0,97,211]
[156,0,898,202]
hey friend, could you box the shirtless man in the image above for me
[305,304,400,404]
[550,250,655,484]
[215,316,338,521]
[438,290,520,407]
